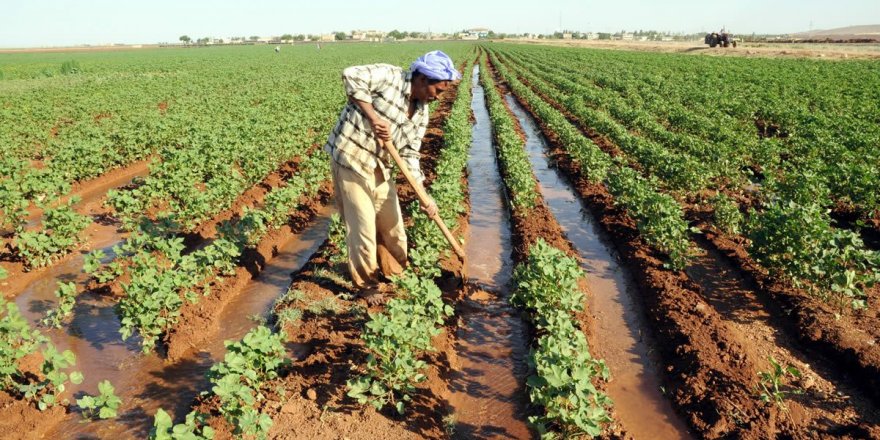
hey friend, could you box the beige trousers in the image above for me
[331,162,408,288]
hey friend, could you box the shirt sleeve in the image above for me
[398,109,430,185]
[398,144,424,185]
[341,64,395,104]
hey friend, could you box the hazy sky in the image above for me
[2,0,878,48]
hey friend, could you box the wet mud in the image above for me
[505,94,692,440]
[23,214,332,438]
[448,65,532,440]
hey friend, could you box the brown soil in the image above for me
[254,247,452,439]
[696,218,880,406]
[165,182,332,361]
[1,159,151,297]
[93,112,112,123]
[0,392,67,440]
[495,51,880,437]
[181,76,469,438]
[485,61,629,439]
[191,155,311,239]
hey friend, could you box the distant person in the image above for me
[323,51,461,304]
[275,46,280,53]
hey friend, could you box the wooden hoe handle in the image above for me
[382,139,466,259]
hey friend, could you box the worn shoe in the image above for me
[358,284,390,306]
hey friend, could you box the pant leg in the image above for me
[332,163,379,288]
[372,168,408,279]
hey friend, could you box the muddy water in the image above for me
[449,66,533,440]
[15,209,331,439]
[504,94,693,440]
[2,161,150,296]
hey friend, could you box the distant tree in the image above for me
[309,34,320,41]
[334,31,348,40]
[387,30,406,40]
[281,34,293,42]
[294,34,306,41]
[408,31,423,39]
[179,35,191,45]
[217,38,224,44]
[249,35,260,41]
[598,32,612,40]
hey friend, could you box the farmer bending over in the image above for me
[324,50,461,304]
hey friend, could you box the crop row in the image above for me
[479,57,612,438]
[76,152,329,353]
[501,45,880,217]
[487,50,693,270]
[1,268,84,413]
[491,46,880,308]
[147,55,475,438]
[348,58,475,413]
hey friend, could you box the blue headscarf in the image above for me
[410,50,461,81]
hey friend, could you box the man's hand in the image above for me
[369,117,391,142]
[348,97,391,143]
[420,196,438,218]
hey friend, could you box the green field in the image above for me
[2,42,880,439]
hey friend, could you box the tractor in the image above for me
[705,30,737,48]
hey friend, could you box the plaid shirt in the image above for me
[324,64,429,184]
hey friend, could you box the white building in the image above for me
[465,28,491,39]
[351,30,385,42]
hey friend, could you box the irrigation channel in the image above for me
[448,65,532,439]
[13,194,332,438]
[2,161,150,297]
[503,94,692,439]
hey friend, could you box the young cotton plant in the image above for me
[606,166,692,270]
[512,239,612,438]
[77,379,122,420]
[16,344,84,411]
[151,409,215,440]
[14,197,91,269]
[510,240,584,322]
[748,200,880,309]
[41,281,78,328]
[1,297,84,411]
[347,272,452,414]
[479,58,538,211]
[529,318,612,439]
[206,325,287,439]
[1,297,44,391]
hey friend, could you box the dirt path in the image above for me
[509,38,880,59]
